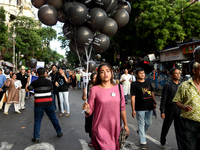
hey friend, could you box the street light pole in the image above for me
[13,26,16,72]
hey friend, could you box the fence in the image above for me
[145,72,189,90]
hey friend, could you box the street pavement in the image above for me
[0,88,178,150]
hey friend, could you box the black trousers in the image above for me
[160,106,183,150]
[181,118,200,150]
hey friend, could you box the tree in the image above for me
[0,7,8,52]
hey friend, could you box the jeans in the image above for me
[26,92,31,98]
[59,91,69,114]
[34,105,61,139]
[77,81,81,89]
[181,118,200,150]
[136,110,153,144]
[83,82,88,89]
[51,89,61,110]
[124,95,128,102]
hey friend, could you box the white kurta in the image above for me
[120,74,132,95]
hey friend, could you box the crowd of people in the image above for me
[0,61,200,150]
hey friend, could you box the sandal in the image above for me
[88,142,93,147]
[59,113,64,117]
[3,112,9,115]
[65,113,70,117]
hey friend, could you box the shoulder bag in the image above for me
[118,84,128,148]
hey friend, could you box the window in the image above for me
[17,0,21,6]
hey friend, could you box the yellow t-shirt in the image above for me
[173,78,200,122]
[76,74,82,82]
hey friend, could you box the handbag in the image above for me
[118,84,128,148]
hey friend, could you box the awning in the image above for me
[0,61,14,68]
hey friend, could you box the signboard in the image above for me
[14,80,22,89]
[30,75,38,93]
[160,48,193,62]
[183,44,200,54]
[36,61,45,70]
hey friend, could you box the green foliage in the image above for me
[0,7,8,51]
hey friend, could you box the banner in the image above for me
[36,61,45,70]
[30,75,38,93]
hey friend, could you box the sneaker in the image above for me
[140,144,147,150]
[15,111,21,114]
[160,144,167,149]
[140,142,147,145]
[125,101,128,104]
[22,108,27,111]
[3,112,9,115]
[32,138,39,143]
[57,132,63,137]
[137,130,139,134]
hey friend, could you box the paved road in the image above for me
[0,89,178,150]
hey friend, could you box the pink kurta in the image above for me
[87,84,126,150]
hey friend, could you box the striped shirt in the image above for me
[27,76,53,107]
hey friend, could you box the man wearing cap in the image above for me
[16,66,29,111]
[173,61,200,150]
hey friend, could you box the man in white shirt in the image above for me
[82,70,91,89]
[120,69,132,104]
[131,71,136,83]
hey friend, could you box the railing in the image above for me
[145,72,190,90]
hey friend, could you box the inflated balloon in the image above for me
[1,62,6,66]
[88,61,96,72]
[29,58,37,69]
[95,0,112,11]
[113,9,129,28]
[102,58,106,62]
[19,61,22,67]
[99,18,118,36]
[31,0,46,9]
[76,26,93,47]
[118,1,131,14]
[193,46,200,63]
[129,60,134,65]
[78,64,81,67]
[87,8,107,30]
[62,2,73,18]
[58,10,68,23]
[103,0,118,14]
[4,68,10,75]
[96,54,101,60]
[3,66,7,69]
[93,34,110,52]
[38,4,58,26]
[45,64,49,69]
[63,21,75,39]
[68,63,71,67]
[62,59,68,65]
[68,3,88,26]
[46,0,63,10]
[80,0,94,8]
[54,61,59,67]
[48,61,54,67]
[69,40,85,56]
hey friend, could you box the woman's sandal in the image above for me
[65,113,70,117]
[59,113,64,117]
[88,142,93,147]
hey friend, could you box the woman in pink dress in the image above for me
[83,63,129,150]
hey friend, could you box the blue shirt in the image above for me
[0,74,6,88]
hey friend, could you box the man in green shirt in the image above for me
[76,70,82,89]
[173,61,200,150]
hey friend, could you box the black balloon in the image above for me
[29,58,37,69]
[87,8,107,30]
[76,26,93,47]
[69,40,85,56]
[68,63,71,67]
[38,4,58,26]
[87,61,96,72]
[80,0,94,8]
[62,2,73,18]
[129,60,133,65]
[102,58,106,62]
[48,61,54,67]
[118,1,131,14]
[63,21,75,39]
[45,64,49,69]
[95,0,112,11]
[62,59,68,65]
[4,68,10,75]
[113,9,129,28]
[194,46,200,63]
[103,0,118,14]
[58,10,68,23]
[96,54,101,60]
[99,17,118,36]
[68,3,88,26]
[54,61,59,67]
[93,34,110,52]
[31,0,46,9]
[46,0,63,10]
[74,63,76,66]
[1,62,6,66]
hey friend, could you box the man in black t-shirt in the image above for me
[50,65,61,111]
[131,68,157,149]
[55,67,70,117]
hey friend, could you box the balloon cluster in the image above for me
[32,0,131,54]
